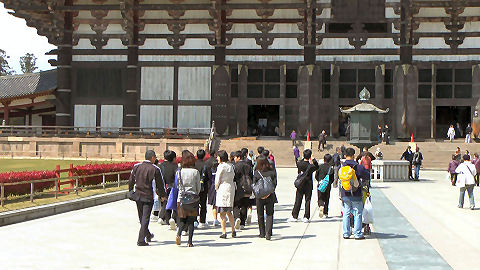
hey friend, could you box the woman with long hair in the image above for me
[215,150,237,238]
[253,156,277,240]
[176,151,201,247]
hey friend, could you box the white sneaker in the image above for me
[157,218,167,225]
[301,217,309,223]
[198,223,208,229]
[246,214,252,225]
[215,219,220,226]
[323,214,329,219]
[150,216,159,222]
[194,221,199,228]
[287,217,298,223]
[169,219,176,230]
[319,206,324,218]
[182,231,188,236]
[234,218,241,230]
[240,225,245,230]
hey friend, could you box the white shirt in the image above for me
[455,162,477,187]
[447,127,455,138]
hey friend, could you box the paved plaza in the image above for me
[0,168,479,270]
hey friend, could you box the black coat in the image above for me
[401,150,413,162]
[160,161,177,188]
[128,161,167,202]
[234,159,254,200]
[315,162,334,185]
[296,159,320,191]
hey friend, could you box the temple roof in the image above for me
[340,103,389,114]
[0,70,57,99]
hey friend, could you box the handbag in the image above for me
[178,169,200,212]
[294,172,306,189]
[166,175,179,210]
[252,171,275,199]
[127,189,140,201]
[318,167,332,193]
[362,197,374,224]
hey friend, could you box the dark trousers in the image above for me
[292,188,312,219]
[136,200,153,244]
[317,184,332,215]
[257,195,274,237]
[199,190,208,223]
[177,216,196,244]
[318,141,326,151]
[160,188,177,222]
[234,197,251,226]
[408,161,413,179]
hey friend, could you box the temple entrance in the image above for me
[247,105,279,136]
[436,106,471,138]
[339,106,351,137]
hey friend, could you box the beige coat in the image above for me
[215,162,235,208]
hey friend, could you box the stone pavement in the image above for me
[0,169,478,270]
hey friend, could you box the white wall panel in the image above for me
[142,11,169,20]
[104,24,125,34]
[270,38,303,49]
[316,55,399,62]
[270,9,302,19]
[230,24,260,34]
[141,67,174,100]
[101,105,123,131]
[181,39,212,49]
[183,10,211,19]
[463,8,480,16]
[140,39,170,49]
[416,22,447,33]
[318,8,331,19]
[75,24,95,34]
[140,105,173,131]
[178,67,211,100]
[228,38,261,49]
[363,38,398,49]
[413,55,480,61]
[416,8,447,17]
[72,55,127,61]
[459,37,480,48]
[103,39,125,50]
[386,8,399,18]
[74,39,96,50]
[461,22,480,32]
[74,105,96,131]
[271,24,302,34]
[317,38,354,49]
[139,55,214,61]
[229,10,259,19]
[226,55,303,62]
[177,106,211,134]
[414,38,449,49]
[184,24,213,34]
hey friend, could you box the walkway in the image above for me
[0,169,478,270]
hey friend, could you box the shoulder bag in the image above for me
[252,171,275,199]
[318,166,332,193]
[178,169,200,212]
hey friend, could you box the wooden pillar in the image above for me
[297,65,317,136]
[3,104,9,125]
[55,0,73,126]
[237,65,248,136]
[400,0,413,65]
[431,64,436,138]
[472,64,480,139]
[28,107,33,126]
[375,65,385,125]
[279,65,286,137]
[330,65,340,137]
[394,64,417,139]
[123,0,140,128]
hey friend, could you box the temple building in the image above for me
[2,0,480,138]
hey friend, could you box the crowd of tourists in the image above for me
[128,144,373,246]
[447,147,479,210]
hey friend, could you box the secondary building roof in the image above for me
[0,70,57,100]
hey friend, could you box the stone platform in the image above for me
[0,169,478,270]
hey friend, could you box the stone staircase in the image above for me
[219,138,480,170]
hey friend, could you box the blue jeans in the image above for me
[342,196,364,238]
[459,185,475,208]
[414,165,421,180]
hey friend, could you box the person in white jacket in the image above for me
[447,125,456,143]
[215,150,237,239]
[455,154,477,210]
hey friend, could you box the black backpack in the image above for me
[239,174,253,194]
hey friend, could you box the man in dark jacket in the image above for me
[233,150,254,229]
[412,147,423,181]
[315,154,334,218]
[332,147,342,188]
[340,147,370,240]
[289,149,319,223]
[194,149,209,228]
[128,150,167,246]
[400,146,414,180]
[159,150,178,228]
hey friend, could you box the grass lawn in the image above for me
[0,159,112,173]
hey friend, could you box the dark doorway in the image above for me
[248,105,279,136]
[436,106,471,138]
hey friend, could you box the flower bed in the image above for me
[74,162,137,186]
[0,171,57,197]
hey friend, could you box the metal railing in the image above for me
[0,125,211,138]
[0,170,131,207]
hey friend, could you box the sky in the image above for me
[0,3,56,74]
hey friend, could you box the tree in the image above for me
[0,49,13,76]
[20,53,38,74]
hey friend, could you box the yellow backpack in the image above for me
[339,165,360,193]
